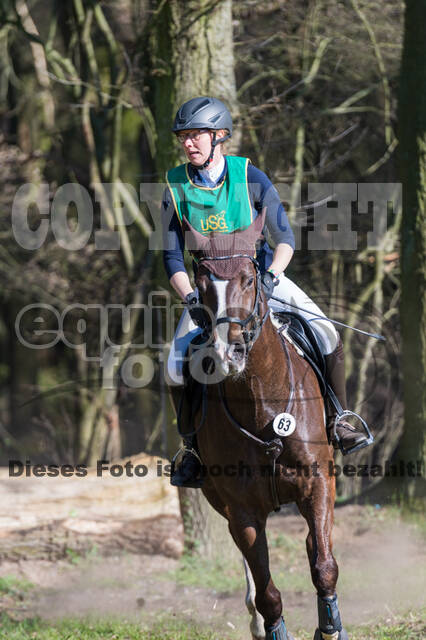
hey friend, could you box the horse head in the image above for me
[182,211,269,376]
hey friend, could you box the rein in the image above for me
[270,295,386,342]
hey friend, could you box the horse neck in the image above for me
[221,316,289,431]
[246,315,288,384]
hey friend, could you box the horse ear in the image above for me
[181,215,210,251]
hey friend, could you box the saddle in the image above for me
[273,311,328,399]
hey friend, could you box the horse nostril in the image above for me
[229,341,246,362]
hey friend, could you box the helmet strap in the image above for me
[200,131,231,169]
[201,131,217,168]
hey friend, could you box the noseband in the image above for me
[198,254,270,349]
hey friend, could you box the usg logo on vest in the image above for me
[200,211,229,232]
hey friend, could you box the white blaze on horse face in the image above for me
[211,279,230,369]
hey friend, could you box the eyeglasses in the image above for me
[176,129,210,143]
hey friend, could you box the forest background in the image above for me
[0,0,424,507]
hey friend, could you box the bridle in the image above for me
[197,254,271,350]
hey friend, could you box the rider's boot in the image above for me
[324,338,372,454]
[170,436,204,489]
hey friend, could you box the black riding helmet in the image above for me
[172,96,232,168]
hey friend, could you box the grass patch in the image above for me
[0,615,224,639]
[275,569,312,594]
[394,503,426,539]
[356,618,425,639]
[168,551,244,594]
[269,531,304,553]
[294,612,426,639]
[0,576,34,597]
[268,531,311,593]
[0,612,424,640]
[337,501,426,538]
[64,544,100,566]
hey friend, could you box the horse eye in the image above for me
[246,277,254,287]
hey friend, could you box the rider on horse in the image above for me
[162,96,372,488]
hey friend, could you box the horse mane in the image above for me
[181,209,266,279]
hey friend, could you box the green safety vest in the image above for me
[166,156,253,235]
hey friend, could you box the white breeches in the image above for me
[270,274,339,354]
[166,274,339,386]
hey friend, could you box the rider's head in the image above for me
[172,97,232,168]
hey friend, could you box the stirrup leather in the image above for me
[331,410,374,456]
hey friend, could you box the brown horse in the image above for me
[170,221,349,640]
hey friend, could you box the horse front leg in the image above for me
[297,478,349,640]
[229,514,295,640]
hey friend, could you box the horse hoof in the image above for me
[313,629,349,640]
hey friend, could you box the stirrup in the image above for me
[331,410,374,456]
[171,445,202,469]
[170,446,204,488]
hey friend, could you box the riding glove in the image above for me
[261,270,278,301]
[185,291,208,328]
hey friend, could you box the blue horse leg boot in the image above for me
[314,594,349,640]
[265,617,293,640]
[170,436,204,489]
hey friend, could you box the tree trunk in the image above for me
[148,0,240,176]
[178,487,233,561]
[5,303,38,439]
[397,0,426,500]
[146,0,239,553]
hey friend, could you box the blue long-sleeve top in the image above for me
[162,157,295,279]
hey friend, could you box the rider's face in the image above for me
[177,129,224,167]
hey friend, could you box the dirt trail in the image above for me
[0,459,424,638]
